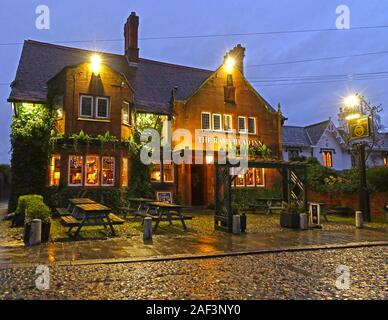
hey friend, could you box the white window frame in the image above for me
[224,114,233,132]
[238,116,247,133]
[95,97,110,119]
[68,155,84,187]
[246,168,255,187]
[122,101,130,125]
[212,113,222,132]
[84,155,100,187]
[248,117,257,135]
[101,156,115,187]
[201,112,211,131]
[80,95,93,118]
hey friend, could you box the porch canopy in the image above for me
[214,159,308,233]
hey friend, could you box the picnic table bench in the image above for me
[145,201,192,232]
[56,198,96,217]
[118,197,156,218]
[254,198,286,215]
[60,202,124,239]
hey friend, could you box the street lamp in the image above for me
[343,93,371,222]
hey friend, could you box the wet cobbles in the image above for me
[0,246,386,300]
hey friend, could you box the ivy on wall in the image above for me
[9,103,55,212]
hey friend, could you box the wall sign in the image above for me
[156,191,173,203]
[348,116,371,140]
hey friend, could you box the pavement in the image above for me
[0,227,387,267]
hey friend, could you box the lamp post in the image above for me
[343,94,371,222]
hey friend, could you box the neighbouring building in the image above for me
[8,12,283,206]
[283,119,388,170]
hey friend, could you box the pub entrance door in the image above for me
[191,165,205,206]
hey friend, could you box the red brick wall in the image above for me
[308,191,388,217]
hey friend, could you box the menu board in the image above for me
[156,191,173,204]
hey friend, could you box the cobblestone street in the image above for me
[0,246,386,300]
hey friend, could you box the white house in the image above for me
[282,119,388,170]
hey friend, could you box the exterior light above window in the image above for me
[90,54,102,76]
[225,56,235,72]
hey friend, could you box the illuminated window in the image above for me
[122,157,128,187]
[96,97,109,119]
[236,173,245,187]
[151,163,161,182]
[150,162,174,183]
[246,168,255,187]
[248,117,256,134]
[68,156,83,186]
[213,114,222,131]
[80,95,93,117]
[53,96,64,120]
[122,102,130,125]
[322,151,333,167]
[49,155,61,186]
[201,112,211,130]
[255,168,265,187]
[238,116,247,133]
[163,162,174,183]
[102,157,115,186]
[227,74,233,86]
[85,156,99,186]
[384,154,388,167]
[224,115,232,132]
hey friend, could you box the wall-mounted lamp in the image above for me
[90,54,102,76]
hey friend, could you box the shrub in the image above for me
[366,167,388,192]
[232,187,282,210]
[25,199,51,224]
[16,195,44,215]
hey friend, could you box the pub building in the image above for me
[9,12,283,207]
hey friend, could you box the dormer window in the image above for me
[80,95,93,117]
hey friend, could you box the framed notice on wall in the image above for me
[309,203,321,225]
[156,191,173,204]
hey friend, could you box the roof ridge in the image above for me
[304,119,330,128]
[139,57,213,73]
[25,40,125,58]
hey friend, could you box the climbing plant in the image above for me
[9,103,56,212]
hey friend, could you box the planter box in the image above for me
[280,212,300,229]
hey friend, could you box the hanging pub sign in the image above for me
[348,116,371,140]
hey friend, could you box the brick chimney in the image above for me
[224,44,246,74]
[124,12,139,62]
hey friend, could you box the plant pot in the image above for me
[280,212,300,229]
[23,223,31,246]
[41,222,51,243]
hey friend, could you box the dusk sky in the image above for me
[1,0,388,163]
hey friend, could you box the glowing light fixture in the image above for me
[225,56,235,72]
[344,94,360,109]
[206,155,214,164]
[345,113,361,121]
[90,54,102,75]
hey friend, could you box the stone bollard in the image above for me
[233,215,241,235]
[143,217,153,242]
[29,219,42,246]
[355,211,364,228]
[299,213,308,230]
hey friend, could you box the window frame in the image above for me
[49,155,61,187]
[238,116,247,133]
[163,161,174,183]
[68,155,84,187]
[255,168,265,187]
[79,95,94,118]
[322,151,333,168]
[101,156,115,187]
[248,117,257,135]
[201,112,211,131]
[122,101,131,125]
[212,113,222,132]
[95,97,110,120]
[223,114,233,132]
[84,155,100,187]
[245,168,255,187]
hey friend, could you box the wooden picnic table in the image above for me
[64,203,119,239]
[119,197,155,218]
[145,201,189,232]
[67,198,96,213]
[255,198,285,215]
